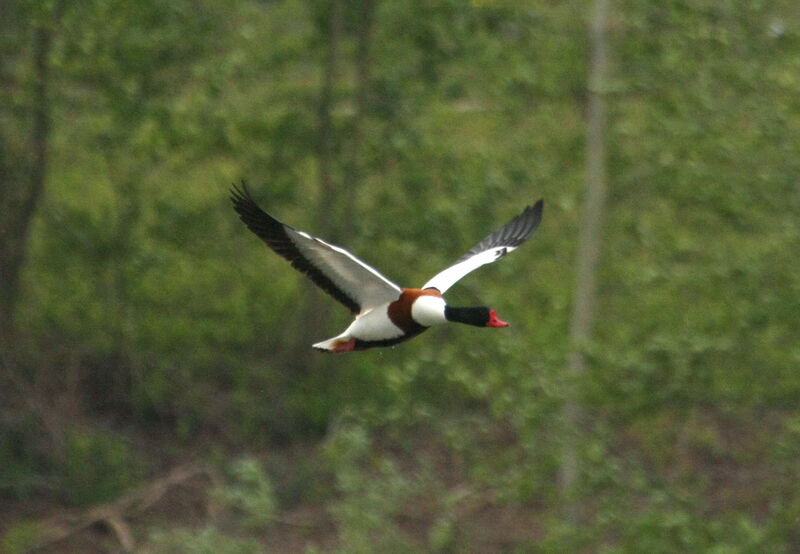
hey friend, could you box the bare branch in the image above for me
[28,463,219,552]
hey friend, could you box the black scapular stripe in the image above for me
[230,181,361,314]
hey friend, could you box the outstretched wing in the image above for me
[422,200,543,293]
[231,182,402,314]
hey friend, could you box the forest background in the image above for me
[2,0,800,552]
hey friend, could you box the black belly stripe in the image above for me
[353,328,427,350]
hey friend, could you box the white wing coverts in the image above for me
[423,200,543,293]
[231,183,402,314]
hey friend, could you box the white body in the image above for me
[344,304,404,341]
[312,296,447,350]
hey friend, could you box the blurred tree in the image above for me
[292,0,345,372]
[0,1,63,340]
[344,0,376,198]
[2,1,799,551]
[44,0,236,416]
[561,0,610,523]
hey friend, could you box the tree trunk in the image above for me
[0,4,61,341]
[343,0,376,222]
[560,0,611,523]
[292,0,345,369]
[316,0,344,232]
[0,2,65,461]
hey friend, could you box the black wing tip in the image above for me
[230,180,274,225]
[229,180,284,235]
[521,199,543,220]
[507,198,544,243]
[228,182,361,314]
[527,198,544,227]
[451,197,544,264]
[230,179,253,206]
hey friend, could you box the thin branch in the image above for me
[29,463,218,552]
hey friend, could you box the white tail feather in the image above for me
[312,335,355,353]
[312,337,339,351]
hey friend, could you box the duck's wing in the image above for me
[422,200,543,294]
[231,183,402,315]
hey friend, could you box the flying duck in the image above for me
[231,183,543,353]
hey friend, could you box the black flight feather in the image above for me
[454,199,544,264]
[230,181,361,314]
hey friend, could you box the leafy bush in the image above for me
[324,421,422,553]
[143,456,276,553]
[143,525,266,554]
[214,456,277,531]
[59,429,145,506]
[0,521,43,554]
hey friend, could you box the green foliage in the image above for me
[143,457,277,553]
[3,0,800,551]
[143,525,266,554]
[59,429,145,506]
[324,422,421,553]
[0,520,43,554]
[0,416,44,499]
[215,457,278,531]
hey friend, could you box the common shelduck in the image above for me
[231,183,543,353]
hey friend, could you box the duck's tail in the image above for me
[312,336,357,353]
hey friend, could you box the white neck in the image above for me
[411,296,447,327]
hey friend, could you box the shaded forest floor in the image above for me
[0,438,546,553]
[2,409,798,553]
[0,440,332,553]
[1,484,544,553]
[1,487,338,553]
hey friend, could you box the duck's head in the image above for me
[444,306,509,328]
